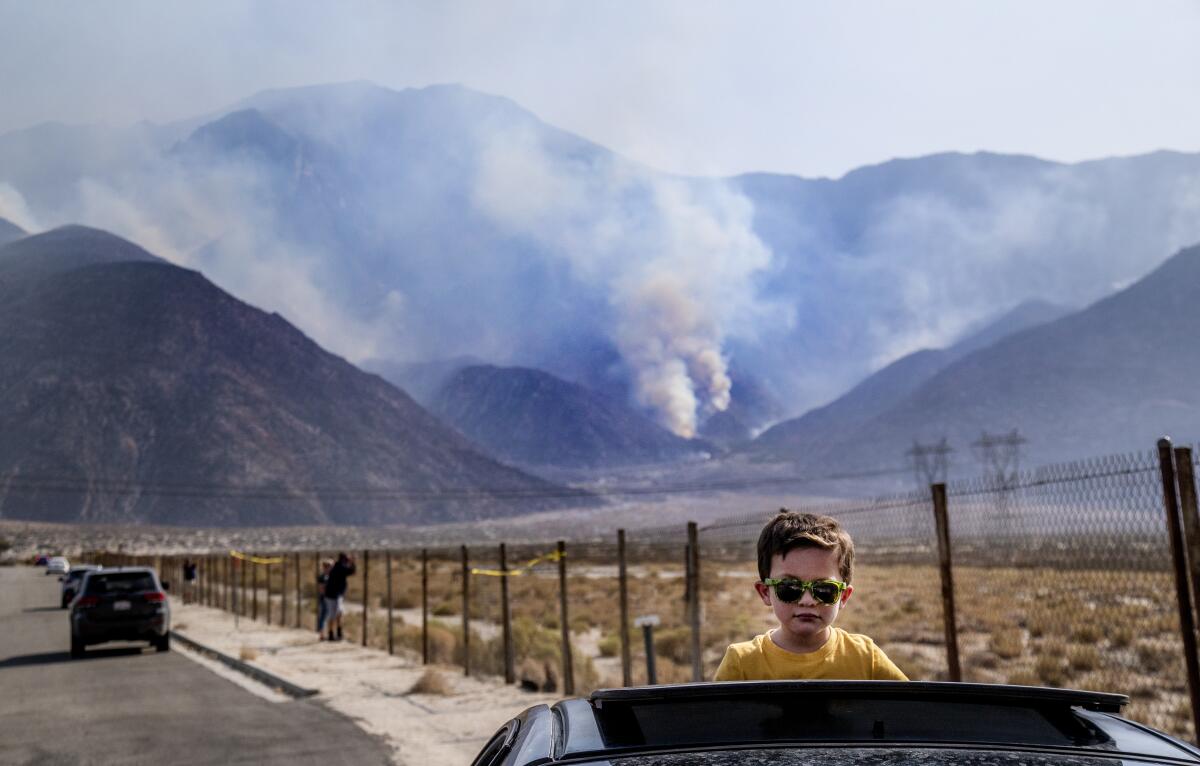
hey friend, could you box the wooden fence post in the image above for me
[266,555,273,626]
[252,556,259,621]
[294,553,301,629]
[558,540,574,695]
[280,552,287,627]
[362,549,369,647]
[687,521,702,682]
[240,555,247,617]
[386,550,394,656]
[500,543,514,684]
[422,549,429,665]
[618,529,632,687]
[1158,438,1200,742]
[461,545,471,676]
[1173,447,1200,630]
[931,483,962,682]
[314,551,322,629]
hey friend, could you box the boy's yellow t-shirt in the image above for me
[714,627,908,681]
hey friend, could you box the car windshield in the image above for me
[84,573,156,595]
[604,748,1160,766]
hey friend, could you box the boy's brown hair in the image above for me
[756,510,855,583]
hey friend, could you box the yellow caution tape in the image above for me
[229,550,284,565]
[471,549,564,577]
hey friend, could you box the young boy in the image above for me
[714,510,907,681]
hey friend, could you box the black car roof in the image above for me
[497,682,1200,765]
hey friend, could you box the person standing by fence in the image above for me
[323,552,355,642]
[183,559,198,605]
[316,559,332,640]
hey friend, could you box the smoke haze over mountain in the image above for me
[3,84,1200,437]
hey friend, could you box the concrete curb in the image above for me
[170,630,319,699]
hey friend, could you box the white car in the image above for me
[45,556,69,575]
[60,564,101,607]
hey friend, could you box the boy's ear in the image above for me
[841,584,854,606]
[754,581,772,607]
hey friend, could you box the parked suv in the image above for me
[60,564,101,608]
[70,568,170,657]
[472,681,1200,766]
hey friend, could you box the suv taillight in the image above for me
[143,591,166,602]
[75,596,100,608]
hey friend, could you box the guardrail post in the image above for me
[618,529,632,687]
[461,545,471,676]
[1158,438,1200,742]
[421,549,429,665]
[558,540,574,695]
[687,521,702,682]
[361,549,369,647]
[931,482,962,682]
[386,550,394,655]
[500,543,514,684]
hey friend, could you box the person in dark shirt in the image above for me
[183,560,198,604]
[323,552,356,641]
[316,559,332,639]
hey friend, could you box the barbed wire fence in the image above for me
[84,438,1200,742]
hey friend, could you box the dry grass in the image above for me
[238,645,258,662]
[408,669,453,696]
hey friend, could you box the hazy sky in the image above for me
[1,1,1197,178]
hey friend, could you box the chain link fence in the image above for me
[98,441,1200,742]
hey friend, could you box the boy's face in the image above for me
[754,546,852,649]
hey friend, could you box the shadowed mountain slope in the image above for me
[0,227,587,526]
[751,299,1070,458]
[0,217,24,247]
[755,243,1200,475]
[430,365,710,468]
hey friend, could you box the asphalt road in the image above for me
[0,566,392,765]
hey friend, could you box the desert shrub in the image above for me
[654,627,692,665]
[394,620,458,664]
[239,645,258,662]
[1035,654,1067,686]
[1071,623,1103,644]
[1136,641,1177,673]
[1067,644,1100,672]
[1026,611,1052,639]
[432,599,457,617]
[1006,669,1041,686]
[967,650,999,670]
[988,627,1024,659]
[1041,639,1067,658]
[409,669,452,696]
[1109,625,1134,648]
[598,632,622,658]
[390,589,418,609]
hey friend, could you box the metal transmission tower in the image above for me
[907,439,953,488]
[972,429,1027,535]
[906,438,953,541]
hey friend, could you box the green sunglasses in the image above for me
[761,577,848,605]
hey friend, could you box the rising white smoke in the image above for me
[0,183,39,232]
[473,125,776,436]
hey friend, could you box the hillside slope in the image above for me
[0,227,587,525]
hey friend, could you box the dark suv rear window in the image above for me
[85,572,157,594]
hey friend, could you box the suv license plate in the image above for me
[113,600,131,611]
